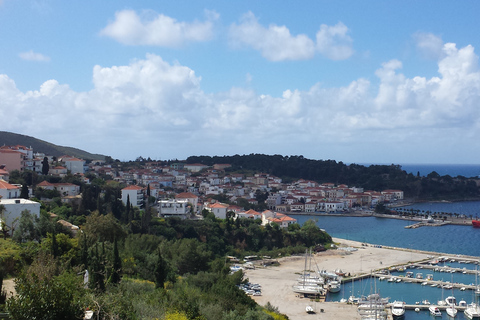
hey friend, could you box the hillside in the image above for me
[0,131,106,161]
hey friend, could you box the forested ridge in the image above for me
[187,154,480,200]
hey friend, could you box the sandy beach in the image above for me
[245,237,437,320]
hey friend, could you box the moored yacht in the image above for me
[327,280,341,293]
[429,306,442,317]
[465,303,480,320]
[391,301,405,319]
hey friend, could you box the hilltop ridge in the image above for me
[0,131,106,161]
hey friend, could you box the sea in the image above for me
[293,199,480,319]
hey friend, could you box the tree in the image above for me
[154,250,169,289]
[12,210,40,243]
[108,238,122,285]
[6,253,87,320]
[20,184,29,199]
[42,157,50,175]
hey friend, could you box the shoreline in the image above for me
[245,237,479,320]
[288,210,476,226]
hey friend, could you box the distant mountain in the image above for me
[0,131,106,161]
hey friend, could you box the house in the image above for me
[158,199,190,218]
[304,201,317,213]
[54,183,80,197]
[290,202,305,212]
[63,157,86,174]
[121,185,144,207]
[318,200,345,212]
[205,202,228,219]
[175,192,199,213]
[261,211,297,228]
[0,198,41,231]
[37,181,80,197]
[50,166,68,177]
[381,189,404,201]
[0,149,24,172]
[235,209,262,220]
[0,179,20,199]
[0,168,10,182]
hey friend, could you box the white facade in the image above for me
[64,158,85,174]
[0,179,20,199]
[0,199,41,228]
[158,199,189,218]
[121,185,144,207]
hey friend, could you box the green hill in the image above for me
[0,131,106,161]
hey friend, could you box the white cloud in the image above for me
[229,12,315,61]
[414,32,444,60]
[2,43,480,162]
[316,22,354,60]
[19,50,50,62]
[229,14,354,62]
[100,9,218,47]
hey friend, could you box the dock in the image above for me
[404,221,449,229]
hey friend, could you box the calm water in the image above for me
[294,215,480,256]
[293,209,480,319]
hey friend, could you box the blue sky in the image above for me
[1,1,480,164]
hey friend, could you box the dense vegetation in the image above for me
[0,170,331,319]
[187,154,480,200]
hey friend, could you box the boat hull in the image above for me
[472,219,480,228]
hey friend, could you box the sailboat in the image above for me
[292,249,324,296]
[446,274,457,317]
[465,265,480,319]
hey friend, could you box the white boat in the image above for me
[464,303,480,320]
[327,280,341,293]
[292,284,324,295]
[446,296,457,306]
[429,306,442,317]
[391,301,405,319]
[446,304,457,318]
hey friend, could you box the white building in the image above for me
[121,185,144,207]
[0,198,41,229]
[0,179,20,199]
[63,157,86,174]
[158,199,189,218]
[205,202,228,219]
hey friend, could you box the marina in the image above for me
[292,207,480,319]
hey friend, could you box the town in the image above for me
[0,144,404,234]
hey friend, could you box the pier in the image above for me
[404,221,449,228]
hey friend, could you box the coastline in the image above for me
[245,237,478,320]
[289,209,476,226]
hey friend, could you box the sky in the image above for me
[1,1,480,164]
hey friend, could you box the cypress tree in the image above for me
[108,238,121,285]
[41,156,49,175]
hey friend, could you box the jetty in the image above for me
[404,221,448,228]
